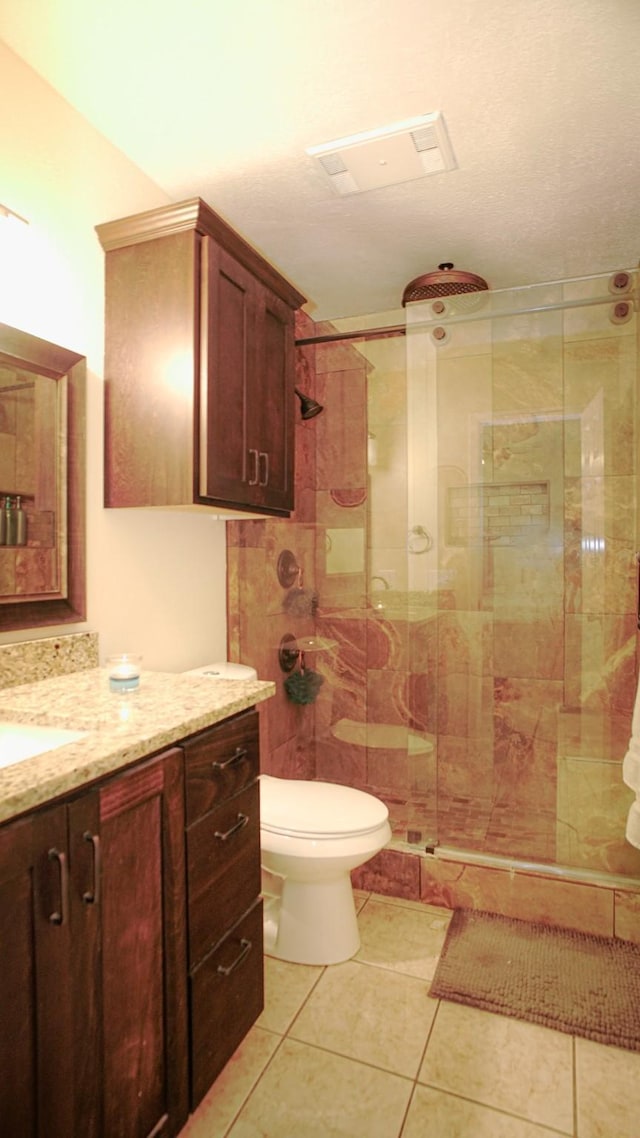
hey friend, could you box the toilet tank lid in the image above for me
[260,775,389,838]
[183,662,258,680]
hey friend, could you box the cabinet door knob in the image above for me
[212,745,248,770]
[216,937,252,976]
[248,449,259,486]
[82,831,101,905]
[47,847,69,926]
[214,812,249,842]
[258,451,269,487]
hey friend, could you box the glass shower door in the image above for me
[406,272,640,878]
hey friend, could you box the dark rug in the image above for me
[429,908,640,1052]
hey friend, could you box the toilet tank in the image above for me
[183,661,258,680]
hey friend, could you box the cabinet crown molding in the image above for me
[96,197,306,310]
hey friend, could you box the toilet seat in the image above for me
[260,774,388,839]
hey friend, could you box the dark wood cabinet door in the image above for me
[200,239,294,513]
[68,792,102,1137]
[98,747,188,1138]
[0,802,91,1138]
[0,810,46,1138]
[248,284,295,513]
[200,239,259,506]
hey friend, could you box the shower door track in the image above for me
[431,844,640,891]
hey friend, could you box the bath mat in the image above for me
[429,908,640,1052]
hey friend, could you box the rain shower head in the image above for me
[402,262,489,308]
[295,388,324,420]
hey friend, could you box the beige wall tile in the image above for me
[420,857,615,936]
[614,890,640,943]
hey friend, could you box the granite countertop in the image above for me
[0,668,275,824]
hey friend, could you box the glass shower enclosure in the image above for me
[314,269,640,883]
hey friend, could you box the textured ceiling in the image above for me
[2,0,640,319]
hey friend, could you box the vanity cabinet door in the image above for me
[98,746,188,1138]
[0,796,100,1138]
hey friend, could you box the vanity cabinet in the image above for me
[183,708,263,1109]
[0,746,188,1138]
[96,198,305,517]
[0,799,94,1138]
[0,706,264,1136]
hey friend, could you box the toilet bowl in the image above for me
[260,774,391,965]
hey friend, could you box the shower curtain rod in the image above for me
[295,289,637,346]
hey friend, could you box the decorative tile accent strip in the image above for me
[0,632,99,689]
[446,481,550,546]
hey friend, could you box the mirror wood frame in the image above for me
[0,321,86,631]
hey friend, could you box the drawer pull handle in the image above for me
[212,746,248,770]
[214,813,249,842]
[48,847,69,926]
[82,831,101,905]
[217,937,252,976]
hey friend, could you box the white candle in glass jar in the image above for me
[107,654,142,693]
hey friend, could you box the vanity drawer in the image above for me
[187,781,261,967]
[189,899,264,1109]
[184,710,259,826]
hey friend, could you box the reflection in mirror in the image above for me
[0,322,86,631]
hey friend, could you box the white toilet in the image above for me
[260,774,391,965]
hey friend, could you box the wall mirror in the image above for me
[0,321,86,631]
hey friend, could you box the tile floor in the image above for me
[180,892,640,1138]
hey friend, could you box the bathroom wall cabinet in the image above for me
[0,707,263,1137]
[97,198,305,518]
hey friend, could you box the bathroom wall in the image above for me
[0,42,228,671]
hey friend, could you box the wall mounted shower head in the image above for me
[295,388,324,420]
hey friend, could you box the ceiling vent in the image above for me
[306,112,456,196]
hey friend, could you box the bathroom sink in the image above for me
[0,721,88,770]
